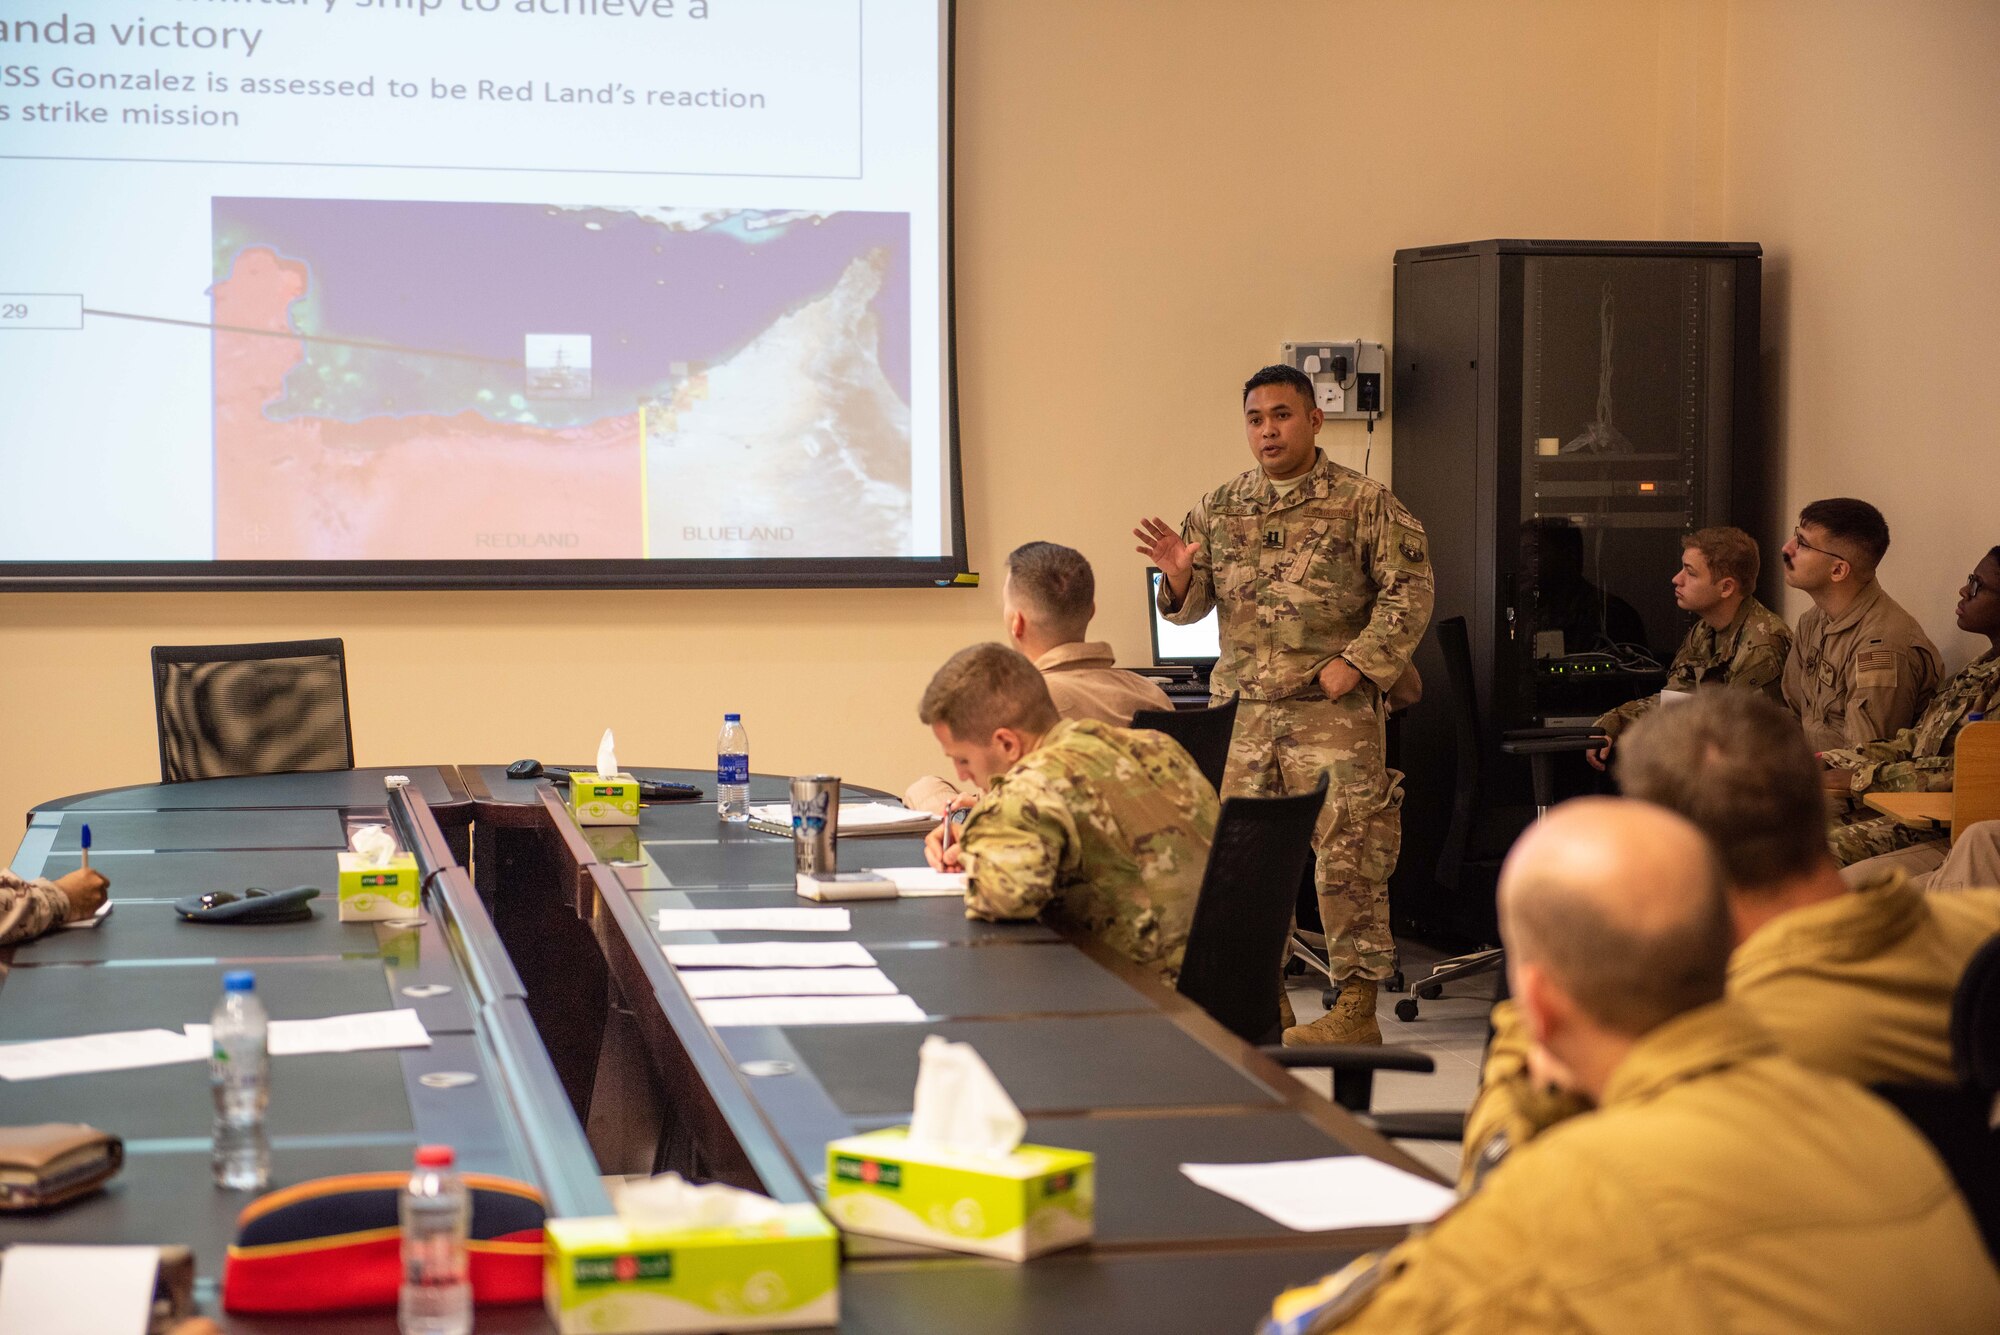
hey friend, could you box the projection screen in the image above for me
[0,0,961,589]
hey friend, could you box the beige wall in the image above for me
[1722,1,2000,667]
[4,0,1827,829]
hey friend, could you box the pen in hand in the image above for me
[80,822,91,872]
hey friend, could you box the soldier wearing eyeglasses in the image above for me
[1779,498,1941,752]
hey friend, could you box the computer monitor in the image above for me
[1146,568,1221,669]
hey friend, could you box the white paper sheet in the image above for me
[0,1029,205,1082]
[871,866,969,896]
[1180,1156,1456,1232]
[184,1008,432,1057]
[696,994,927,1027]
[0,1245,159,1335]
[664,941,879,968]
[656,908,852,933]
[679,967,899,1000]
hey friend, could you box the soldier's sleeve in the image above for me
[1342,491,1436,692]
[1458,1000,1592,1193]
[1159,494,1218,626]
[1727,621,1790,695]
[959,777,1078,923]
[0,870,68,946]
[1845,640,1935,748]
[1821,726,1916,786]
[1594,693,1653,742]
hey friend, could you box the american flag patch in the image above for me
[1858,649,1898,672]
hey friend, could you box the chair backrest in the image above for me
[1432,616,1485,889]
[151,639,354,783]
[1130,696,1238,795]
[1872,1082,2000,1269]
[1952,720,2000,846]
[1176,777,1328,1045]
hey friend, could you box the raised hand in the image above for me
[1133,516,1202,598]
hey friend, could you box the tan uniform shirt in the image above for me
[1034,641,1172,727]
[1783,580,1942,752]
[1273,1000,2000,1335]
[902,642,1173,814]
[1460,871,2000,1185]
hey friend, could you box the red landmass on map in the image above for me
[212,247,641,560]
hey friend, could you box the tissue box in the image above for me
[568,772,640,826]
[543,1208,838,1334]
[824,1127,1094,1261]
[336,853,420,921]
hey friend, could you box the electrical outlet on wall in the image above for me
[1281,340,1387,421]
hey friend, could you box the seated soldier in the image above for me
[905,541,1171,813]
[0,866,109,946]
[1827,544,2000,870]
[918,642,1217,984]
[1780,497,1941,751]
[1464,689,2000,1189]
[1587,525,1790,771]
[1265,797,2000,1335]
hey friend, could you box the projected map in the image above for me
[210,199,912,561]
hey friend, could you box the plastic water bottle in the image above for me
[210,969,269,1191]
[399,1144,472,1335]
[718,712,750,822]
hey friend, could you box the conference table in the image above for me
[3,764,1439,1332]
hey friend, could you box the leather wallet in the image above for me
[0,1122,124,1211]
[173,885,320,923]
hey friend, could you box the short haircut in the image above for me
[1799,497,1890,570]
[1616,690,1830,891]
[1006,542,1094,638]
[1242,363,1315,409]
[1684,526,1759,592]
[1502,827,1733,1036]
[918,643,1060,739]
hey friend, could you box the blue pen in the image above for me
[80,822,92,871]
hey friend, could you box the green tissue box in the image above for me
[824,1127,1095,1261]
[336,852,419,921]
[568,772,640,826]
[543,1207,838,1334]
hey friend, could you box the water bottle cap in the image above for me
[223,970,255,992]
[724,713,741,722]
[415,1144,455,1167]
[1970,711,1987,722]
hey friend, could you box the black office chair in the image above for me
[1175,776,1326,1046]
[1397,617,1601,1022]
[151,638,355,783]
[1873,930,2000,1266]
[1131,695,1238,795]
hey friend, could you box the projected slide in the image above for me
[0,0,953,584]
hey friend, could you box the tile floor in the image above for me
[1284,938,1503,1182]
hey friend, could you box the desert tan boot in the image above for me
[1278,984,1296,1030]
[1282,978,1381,1046]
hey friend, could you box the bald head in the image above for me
[1499,797,1734,1038]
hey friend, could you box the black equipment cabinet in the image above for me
[1388,239,1763,937]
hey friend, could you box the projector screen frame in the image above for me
[0,1,967,595]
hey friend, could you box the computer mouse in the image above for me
[505,759,543,780]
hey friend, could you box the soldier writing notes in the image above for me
[919,643,1218,986]
[1136,364,1433,1044]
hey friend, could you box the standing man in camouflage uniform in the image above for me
[919,642,1218,985]
[1780,497,1941,751]
[1135,364,1433,1044]
[1587,526,1790,771]
[1826,545,2000,868]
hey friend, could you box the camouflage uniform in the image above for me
[1825,649,2000,865]
[959,717,1219,985]
[0,870,70,946]
[1783,580,1942,753]
[1161,449,1434,982]
[1595,597,1792,740]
